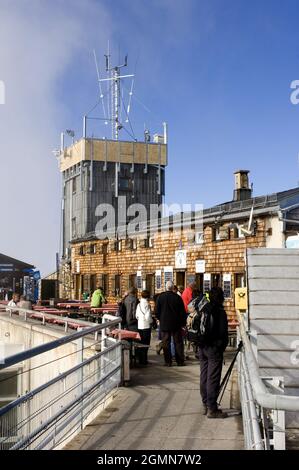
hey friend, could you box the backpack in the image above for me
[186,296,213,345]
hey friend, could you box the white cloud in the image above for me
[0,0,113,275]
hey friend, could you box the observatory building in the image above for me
[59,134,167,257]
[58,53,168,260]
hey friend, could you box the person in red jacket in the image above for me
[181,282,196,312]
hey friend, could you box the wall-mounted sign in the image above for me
[164,266,173,288]
[203,273,211,293]
[223,273,232,299]
[33,271,41,281]
[195,259,205,273]
[155,270,162,290]
[175,250,187,269]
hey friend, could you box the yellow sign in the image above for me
[234,287,248,311]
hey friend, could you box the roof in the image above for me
[0,253,35,270]
[70,186,299,243]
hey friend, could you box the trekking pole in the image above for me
[217,341,243,406]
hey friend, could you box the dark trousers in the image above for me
[198,346,223,411]
[161,330,184,365]
[138,328,151,365]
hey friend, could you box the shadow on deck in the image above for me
[65,341,244,451]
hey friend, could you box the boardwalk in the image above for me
[65,343,244,450]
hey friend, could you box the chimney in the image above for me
[233,170,252,201]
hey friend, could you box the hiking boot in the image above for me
[207,409,227,419]
[201,405,208,415]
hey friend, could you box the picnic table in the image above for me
[109,329,140,341]
[57,302,90,309]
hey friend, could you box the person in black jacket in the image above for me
[197,287,228,418]
[124,287,139,331]
[155,280,186,366]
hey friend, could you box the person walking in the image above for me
[197,287,229,418]
[155,280,186,366]
[181,282,196,312]
[136,290,152,365]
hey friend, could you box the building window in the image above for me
[129,274,137,289]
[78,245,85,256]
[211,273,221,288]
[102,243,108,265]
[102,274,108,297]
[140,237,153,248]
[146,273,155,298]
[195,232,204,245]
[114,274,121,297]
[232,227,239,239]
[195,273,204,294]
[72,176,77,194]
[232,226,245,239]
[90,274,96,293]
[212,227,219,242]
[119,177,132,191]
[83,274,90,292]
[235,273,246,288]
[212,226,230,242]
[89,244,96,255]
[126,238,138,250]
[126,239,133,250]
[155,271,162,290]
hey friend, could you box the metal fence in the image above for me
[237,310,299,450]
[0,314,122,450]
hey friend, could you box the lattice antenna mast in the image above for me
[99,52,134,141]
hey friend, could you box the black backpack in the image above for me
[187,296,214,345]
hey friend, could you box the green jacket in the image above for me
[91,289,105,308]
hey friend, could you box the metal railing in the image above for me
[0,303,97,333]
[0,313,122,450]
[237,310,299,450]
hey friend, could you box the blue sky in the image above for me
[1,0,299,274]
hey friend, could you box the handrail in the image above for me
[11,364,121,450]
[237,310,299,411]
[0,341,119,417]
[0,304,96,329]
[0,315,121,370]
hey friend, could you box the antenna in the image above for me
[98,50,134,141]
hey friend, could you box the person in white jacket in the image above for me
[136,290,152,365]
